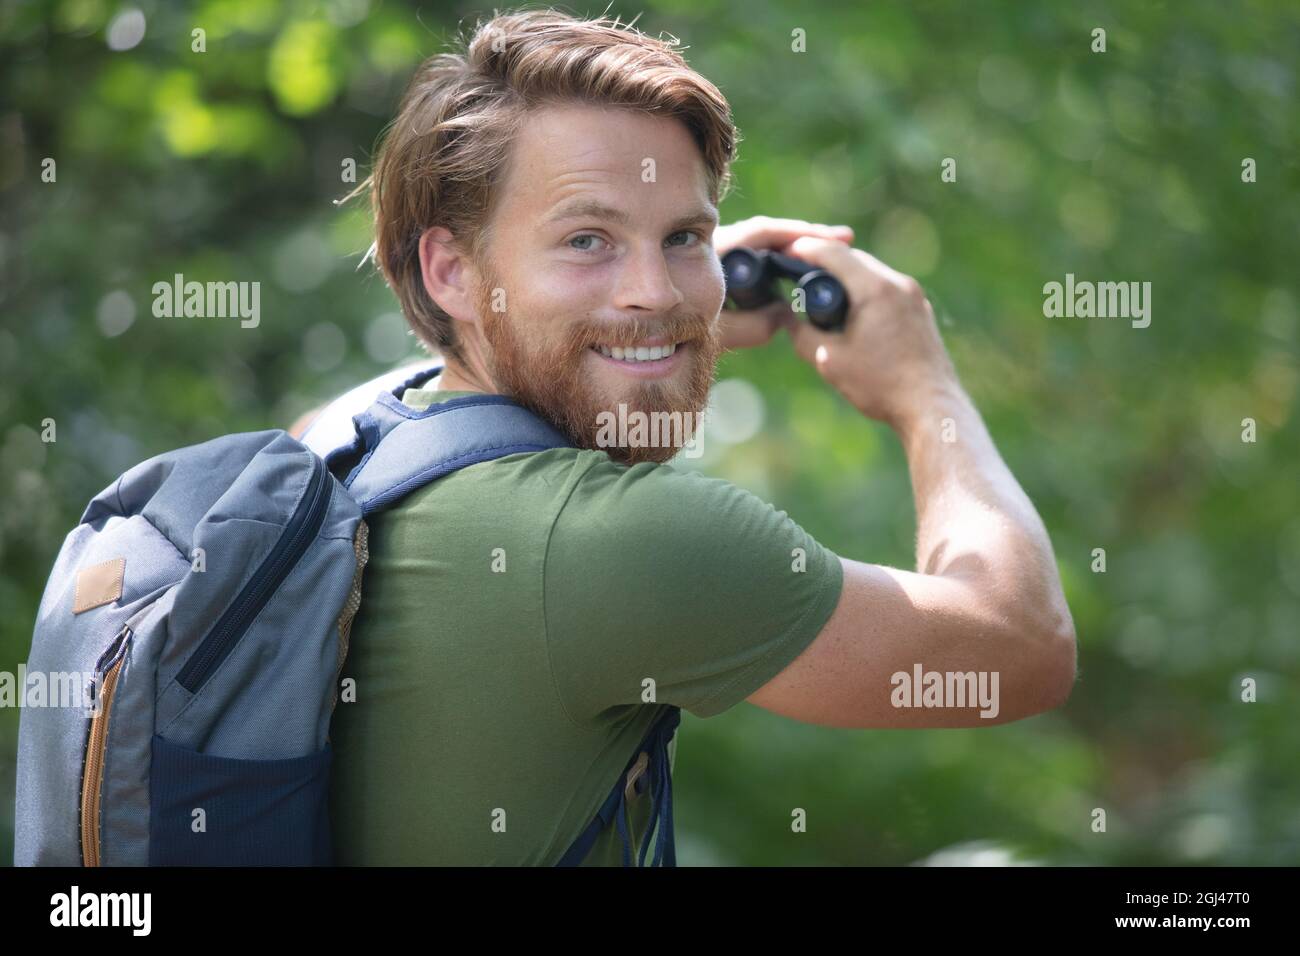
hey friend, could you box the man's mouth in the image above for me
[587,339,687,376]
[589,341,681,362]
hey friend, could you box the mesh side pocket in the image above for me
[330,519,368,716]
[148,734,332,865]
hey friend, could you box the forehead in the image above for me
[496,103,711,215]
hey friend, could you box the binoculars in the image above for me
[721,247,849,331]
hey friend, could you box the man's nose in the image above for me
[612,245,685,314]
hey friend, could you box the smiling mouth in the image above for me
[588,341,682,363]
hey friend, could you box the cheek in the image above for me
[545,269,589,297]
[684,256,726,314]
[533,266,607,315]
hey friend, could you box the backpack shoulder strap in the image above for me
[305,364,574,516]
[299,362,444,460]
[341,393,573,515]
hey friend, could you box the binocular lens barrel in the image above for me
[721,247,848,331]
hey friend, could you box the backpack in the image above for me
[14,362,681,867]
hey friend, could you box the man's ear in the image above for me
[418,226,478,322]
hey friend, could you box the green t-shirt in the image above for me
[328,381,844,865]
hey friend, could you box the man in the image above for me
[296,9,1077,865]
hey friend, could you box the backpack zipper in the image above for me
[81,625,132,866]
[176,455,332,693]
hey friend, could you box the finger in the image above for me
[719,307,780,350]
[786,234,907,296]
[736,218,854,250]
[774,231,853,256]
[779,309,837,370]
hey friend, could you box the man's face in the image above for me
[469,103,726,465]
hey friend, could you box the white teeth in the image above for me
[594,342,678,362]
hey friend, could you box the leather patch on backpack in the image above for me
[73,558,125,614]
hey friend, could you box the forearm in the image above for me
[892,374,1074,645]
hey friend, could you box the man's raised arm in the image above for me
[746,237,1077,729]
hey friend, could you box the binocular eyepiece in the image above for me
[721,247,849,331]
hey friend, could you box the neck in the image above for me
[435,330,498,394]
[435,359,492,394]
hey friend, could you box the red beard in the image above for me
[476,268,722,466]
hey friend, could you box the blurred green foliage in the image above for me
[1,0,1297,866]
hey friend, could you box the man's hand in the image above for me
[776,235,957,429]
[713,216,854,351]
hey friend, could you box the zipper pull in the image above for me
[88,626,132,718]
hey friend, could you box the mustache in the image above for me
[567,312,717,351]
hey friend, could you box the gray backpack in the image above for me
[14,363,682,866]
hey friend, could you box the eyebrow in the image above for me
[543,198,719,232]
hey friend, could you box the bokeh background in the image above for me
[1,0,1297,866]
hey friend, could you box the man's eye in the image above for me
[568,234,606,252]
[568,232,702,252]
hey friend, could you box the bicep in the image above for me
[745,556,1073,728]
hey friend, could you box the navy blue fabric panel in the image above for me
[148,734,332,865]
[555,706,681,867]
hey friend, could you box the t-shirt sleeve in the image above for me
[543,457,845,722]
